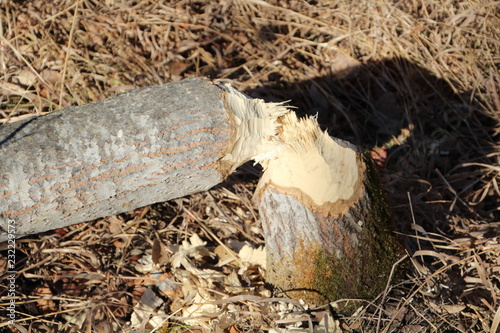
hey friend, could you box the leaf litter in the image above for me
[0,0,498,332]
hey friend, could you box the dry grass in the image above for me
[0,0,498,332]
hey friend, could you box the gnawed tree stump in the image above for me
[0,77,401,304]
[255,113,402,304]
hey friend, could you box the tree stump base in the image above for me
[256,113,403,305]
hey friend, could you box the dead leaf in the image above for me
[152,239,170,266]
[130,288,166,329]
[107,216,123,234]
[227,325,241,333]
[401,325,425,333]
[215,244,237,267]
[14,69,37,86]
[325,50,360,79]
[40,69,61,86]
[34,286,57,313]
[442,304,466,314]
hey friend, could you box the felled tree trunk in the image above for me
[0,78,287,242]
[0,77,400,304]
[255,113,402,305]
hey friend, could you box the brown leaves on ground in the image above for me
[0,0,498,332]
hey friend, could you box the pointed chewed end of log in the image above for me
[255,112,365,216]
[218,83,290,175]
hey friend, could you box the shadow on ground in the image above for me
[246,57,497,228]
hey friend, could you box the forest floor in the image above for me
[0,0,498,332]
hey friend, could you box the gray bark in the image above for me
[0,78,235,242]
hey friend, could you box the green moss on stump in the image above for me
[315,153,402,305]
[281,153,404,309]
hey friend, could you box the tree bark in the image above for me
[255,113,402,305]
[0,78,286,242]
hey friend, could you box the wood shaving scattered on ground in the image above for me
[0,0,498,332]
